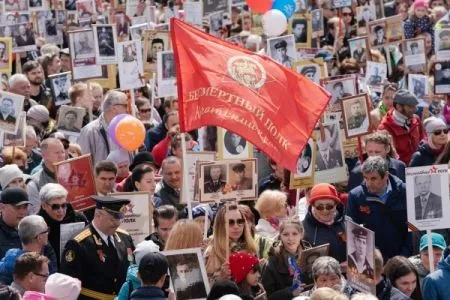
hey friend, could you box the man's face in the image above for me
[416,176,431,196]
[362,9,371,20]
[230,133,241,147]
[210,167,221,181]
[442,35,450,48]
[411,46,418,55]
[60,55,72,72]
[350,103,362,116]
[91,87,103,110]
[363,171,388,194]
[19,25,26,35]
[97,209,121,235]
[27,67,44,85]
[365,141,388,158]
[151,42,164,61]
[397,104,417,119]
[376,28,384,39]
[157,216,177,242]
[95,171,116,195]
[58,77,67,89]
[9,79,31,100]
[43,141,66,166]
[334,85,343,97]
[354,236,367,257]
[165,114,179,130]
[276,47,287,60]
[64,112,77,127]
[176,264,189,281]
[162,162,181,189]
[0,203,28,228]
[234,170,244,183]
[165,56,173,70]
[443,68,450,78]
[293,23,305,37]
[29,263,49,293]
[317,129,331,151]
[0,99,13,115]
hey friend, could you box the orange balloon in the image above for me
[115,116,146,151]
[247,0,273,14]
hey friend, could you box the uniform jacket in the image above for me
[378,109,425,165]
[347,251,375,279]
[204,180,226,194]
[78,115,112,167]
[315,148,342,171]
[423,250,450,300]
[303,205,347,263]
[409,142,441,167]
[347,174,411,261]
[414,192,443,220]
[60,224,135,300]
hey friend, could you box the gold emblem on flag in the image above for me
[227,56,266,89]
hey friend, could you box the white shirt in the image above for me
[92,221,115,247]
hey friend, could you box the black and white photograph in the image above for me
[118,40,145,90]
[311,9,324,37]
[403,38,426,74]
[76,0,95,22]
[49,72,72,106]
[209,11,223,37]
[157,50,177,98]
[0,38,12,74]
[267,35,296,68]
[406,165,450,231]
[289,136,316,189]
[29,0,44,10]
[299,64,320,83]
[315,123,344,172]
[203,164,227,194]
[289,15,312,47]
[72,29,95,59]
[435,28,450,60]
[229,160,256,194]
[368,21,386,47]
[69,29,102,80]
[44,16,63,45]
[349,36,369,64]
[218,128,253,160]
[346,219,376,294]
[434,62,450,94]
[4,0,29,12]
[341,94,371,138]
[198,126,218,152]
[115,13,129,42]
[163,248,210,300]
[203,0,228,16]
[365,61,387,91]
[183,1,203,26]
[5,12,30,25]
[129,23,149,41]
[356,4,376,34]
[143,30,170,74]
[299,244,330,276]
[56,105,85,134]
[322,76,357,111]
[182,151,216,203]
[2,23,37,53]
[0,90,24,134]
[293,58,326,84]
[126,0,151,19]
[408,74,428,104]
[2,113,25,147]
[93,24,117,65]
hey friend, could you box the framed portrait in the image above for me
[55,154,97,211]
[406,165,450,231]
[197,126,218,151]
[332,0,351,8]
[267,35,297,68]
[311,9,324,38]
[218,128,253,160]
[0,38,12,74]
[114,12,130,42]
[49,72,72,106]
[198,162,228,203]
[202,0,228,16]
[182,151,216,204]
[321,75,358,112]
[250,12,263,35]
[142,30,171,76]
[43,16,64,45]
[5,12,30,25]
[346,219,376,294]
[435,28,450,60]
[341,94,371,139]
[296,47,320,60]
[56,105,85,135]
[403,38,426,74]
[129,23,150,41]
[76,0,95,22]
[299,244,330,278]
[111,192,153,245]
[118,39,145,90]
[126,0,151,21]
[4,0,29,12]
[184,1,203,26]
[365,60,387,92]
[2,112,25,147]
[209,11,224,37]
[289,14,312,48]
[368,20,386,48]
[1,23,37,53]
[163,248,210,300]
[385,15,404,43]
[292,58,326,84]
[349,36,369,65]
[408,74,428,105]
[157,50,177,98]
[93,24,118,65]
[433,61,450,94]
[69,29,102,80]
[88,65,117,89]
[289,135,316,189]
[0,90,24,134]
[356,3,376,35]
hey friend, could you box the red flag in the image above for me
[170,19,331,171]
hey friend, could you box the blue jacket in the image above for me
[409,142,440,167]
[423,250,450,300]
[116,264,141,300]
[347,174,411,261]
[0,249,25,284]
[130,286,166,300]
[145,123,166,152]
[347,158,406,192]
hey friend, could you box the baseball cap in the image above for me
[420,232,447,251]
[1,188,31,206]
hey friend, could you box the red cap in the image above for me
[229,251,259,284]
[414,0,428,9]
[309,183,341,206]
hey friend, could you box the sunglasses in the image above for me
[228,218,245,226]
[314,204,336,211]
[50,203,68,210]
[433,129,449,135]
[139,108,152,113]
[342,12,352,16]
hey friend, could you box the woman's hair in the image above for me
[383,256,423,300]
[164,219,203,250]
[135,96,150,109]
[339,58,360,74]
[238,204,256,236]
[130,164,154,191]
[1,147,27,165]
[435,140,450,164]
[38,53,59,77]
[68,143,82,157]
[255,190,286,219]
[310,287,348,300]
[364,130,398,159]
[311,256,342,282]
[270,217,304,260]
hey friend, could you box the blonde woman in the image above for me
[254,190,287,239]
[164,219,203,251]
[204,204,257,282]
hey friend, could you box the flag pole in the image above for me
[427,229,435,273]
[181,132,193,219]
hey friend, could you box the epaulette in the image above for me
[74,228,92,242]
[116,228,130,235]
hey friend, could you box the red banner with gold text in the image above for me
[170,19,331,171]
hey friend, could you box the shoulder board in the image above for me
[74,228,92,242]
[116,228,130,235]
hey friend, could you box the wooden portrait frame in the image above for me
[217,127,253,160]
[288,13,312,48]
[0,37,12,74]
[340,94,372,139]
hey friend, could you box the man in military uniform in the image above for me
[348,227,375,280]
[273,40,294,68]
[347,101,367,130]
[60,196,135,300]
[231,163,253,191]
[204,165,226,193]
[301,65,319,83]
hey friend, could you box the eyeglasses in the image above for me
[433,129,449,135]
[314,204,336,211]
[342,12,352,16]
[33,272,49,279]
[50,203,68,210]
[139,108,151,113]
[228,218,245,226]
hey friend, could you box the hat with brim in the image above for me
[92,195,130,219]
[1,188,32,206]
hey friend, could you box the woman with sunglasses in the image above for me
[410,117,448,167]
[37,183,87,268]
[204,204,257,283]
[302,183,347,264]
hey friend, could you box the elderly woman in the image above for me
[37,183,87,267]
[254,190,287,239]
[300,256,354,297]
[302,183,346,263]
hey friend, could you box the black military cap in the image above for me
[232,163,246,172]
[301,66,317,76]
[92,195,130,219]
[274,40,288,49]
[374,25,384,33]
[353,227,368,239]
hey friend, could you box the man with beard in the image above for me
[22,61,51,106]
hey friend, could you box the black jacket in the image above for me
[130,286,165,300]
[261,252,294,300]
[409,142,440,167]
[377,276,411,300]
[38,205,88,268]
[303,205,347,263]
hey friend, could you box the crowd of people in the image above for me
[1,0,450,299]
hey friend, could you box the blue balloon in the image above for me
[272,0,296,19]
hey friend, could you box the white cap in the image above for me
[45,273,81,300]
